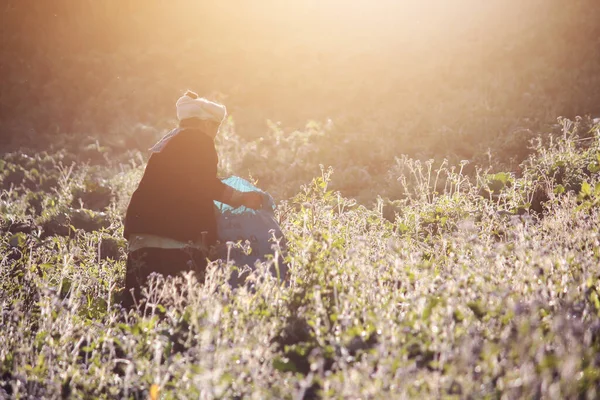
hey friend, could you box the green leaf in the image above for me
[452,309,465,323]
[397,223,410,234]
[492,172,510,185]
[588,162,600,174]
[467,301,486,319]
[581,181,592,198]
[273,357,298,373]
[590,291,600,312]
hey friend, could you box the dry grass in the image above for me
[1,118,600,398]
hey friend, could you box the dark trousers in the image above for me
[122,247,208,309]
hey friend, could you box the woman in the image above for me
[122,91,262,308]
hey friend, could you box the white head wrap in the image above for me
[149,92,226,153]
[176,94,227,123]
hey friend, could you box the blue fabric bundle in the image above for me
[214,177,287,286]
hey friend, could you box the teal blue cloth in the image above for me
[214,176,275,213]
[214,177,287,286]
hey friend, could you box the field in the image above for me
[3,1,600,399]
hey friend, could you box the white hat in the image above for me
[176,91,227,123]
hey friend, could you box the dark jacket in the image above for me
[123,127,228,245]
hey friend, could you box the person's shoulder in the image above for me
[169,128,212,147]
[158,130,200,155]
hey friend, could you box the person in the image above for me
[121,90,263,308]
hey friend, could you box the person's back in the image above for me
[125,128,222,245]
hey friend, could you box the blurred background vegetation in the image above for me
[1,0,600,199]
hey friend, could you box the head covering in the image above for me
[176,91,227,123]
[149,91,226,153]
